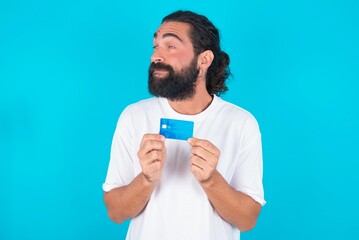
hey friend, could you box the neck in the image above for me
[168,89,213,115]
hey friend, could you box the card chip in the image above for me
[159,118,194,140]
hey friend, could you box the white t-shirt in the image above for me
[103,95,265,240]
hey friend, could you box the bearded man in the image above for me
[103,10,265,240]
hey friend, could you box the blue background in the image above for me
[1,0,358,239]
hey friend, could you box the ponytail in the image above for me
[206,51,231,95]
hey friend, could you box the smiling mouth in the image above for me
[152,70,169,78]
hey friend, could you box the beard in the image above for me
[148,57,199,101]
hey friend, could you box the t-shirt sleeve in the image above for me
[230,116,266,206]
[102,108,137,192]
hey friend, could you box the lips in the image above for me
[152,69,169,77]
[150,65,171,77]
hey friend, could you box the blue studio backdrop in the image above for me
[1,0,358,239]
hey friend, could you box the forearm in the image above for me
[104,173,156,223]
[200,170,262,232]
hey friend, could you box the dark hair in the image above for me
[162,10,231,95]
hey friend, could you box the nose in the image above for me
[151,49,165,63]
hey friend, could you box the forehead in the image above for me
[154,21,192,43]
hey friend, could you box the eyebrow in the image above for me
[153,32,183,42]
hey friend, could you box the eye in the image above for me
[153,45,158,49]
[168,45,176,49]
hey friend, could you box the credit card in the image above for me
[159,118,194,140]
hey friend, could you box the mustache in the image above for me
[149,62,174,74]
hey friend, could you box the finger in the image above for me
[140,150,165,166]
[190,154,207,170]
[190,153,217,176]
[138,140,165,158]
[191,148,218,170]
[146,160,162,173]
[142,161,163,181]
[190,164,203,176]
[162,145,167,163]
[138,134,165,158]
[190,155,215,183]
[188,138,220,156]
[190,162,207,181]
[191,146,214,161]
[140,134,165,148]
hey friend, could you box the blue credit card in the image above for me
[159,118,194,140]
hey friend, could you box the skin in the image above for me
[104,21,262,231]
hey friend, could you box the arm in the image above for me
[104,134,166,223]
[200,170,261,231]
[188,138,262,232]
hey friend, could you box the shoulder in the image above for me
[115,97,165,134]
[216,97,259,129]
[215,98,262,149]
[118,97,163,120]
[122,97,160,114]
[115,97,159,126]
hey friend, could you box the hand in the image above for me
[188,138,220,183]
[137,134,167,184]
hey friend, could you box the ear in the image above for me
[197,50,214,70]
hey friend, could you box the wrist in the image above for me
[140,173,158,188]
[199,171,218,189]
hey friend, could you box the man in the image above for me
[103,10,265,240]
